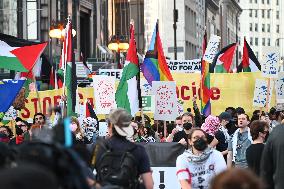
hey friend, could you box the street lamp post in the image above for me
[108,35,129,69]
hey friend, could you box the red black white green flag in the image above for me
[237,38,261,72]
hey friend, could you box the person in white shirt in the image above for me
[176,128,227,189]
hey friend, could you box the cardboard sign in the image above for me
[152,81,178,121]
[92,75,116,114]
[262,47,279,78]
[253,79,273,107]
[167,59,201,73]
[152,167,180,189]
[203,35,221,63]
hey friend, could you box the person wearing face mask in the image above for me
[246,120,269,176]
[70,117,85,143]
[176,128,226,189]
[173,112,194,148]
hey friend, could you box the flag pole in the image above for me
[33,75,43,113]
[266,78,271,112]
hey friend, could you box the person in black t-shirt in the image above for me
[172,112,194,148]
[246,120,269,176]
[210,112,232,161]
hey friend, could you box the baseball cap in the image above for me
[108,108,133,137]
[219,112,232,121]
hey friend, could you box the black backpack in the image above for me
[96,140,139,189]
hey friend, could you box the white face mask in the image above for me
[70,123,78,132]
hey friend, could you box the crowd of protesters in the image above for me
[0,98,284,189]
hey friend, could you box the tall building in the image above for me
[205,0,241,68]
[144,0,205,60]
[238,0,284,63]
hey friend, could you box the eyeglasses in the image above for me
[17,124,27,127]
[262,130,269,134]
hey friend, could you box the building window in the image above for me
[250,0,252,3]
[277,0,279,5]
[255,38,258,46]
[27,0,38,40]
[267,10,270,18]
[276,11,279,19]
[262,0,264,3]
[249,9,252,17]
[276,39,280,46]
[255,0,257,3]
[262,10,265,18]
[277,25,280,33]
[250,23,253,31]
[250,37,253,45]
[262,38,266,46]
[255,10,258,17]
[267,24,270,32]
[267,0,270,4]
[255,23,258,32]
[262,24,265,32]
[256,52,259,59]
[268,38,271,46]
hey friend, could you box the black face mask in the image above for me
[183,123,193,130]
[193,138,208,151]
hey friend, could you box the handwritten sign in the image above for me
[262,47,279,78]
[275,72,284,103]
[203,35,221,63]
[92,75,116,114]
[167,59,201,73]
[141,78,152,96]
[152,81,178,121]
[253,79,273,107]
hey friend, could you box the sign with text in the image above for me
[152,81,178,121]
[203,35,221,63]
[99,69,123,80]
[262,47,279,78]
[142,95,155,113]
[253,79,273,107]
[275,72,284,103]
[92,75,116,114]
[167,59,201,73]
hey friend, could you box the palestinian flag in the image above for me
[115,24,140,116]
[237,38,261,72]
[210,43,237,73]
[61,18,77,116]
[0,33,47,72]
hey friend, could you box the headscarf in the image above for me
[201,115,220,136]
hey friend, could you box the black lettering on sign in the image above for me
[159,171,165,189]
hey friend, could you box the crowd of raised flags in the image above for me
[0,16,283,189]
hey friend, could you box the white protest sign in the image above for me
[262,47,279,78]
[275,72,284,103]
[203,35,221,63]
[141,78,152,96]
[253,79,273,107]
[92,75,116,114]
[99,69,123,80]
[152,81,178,121]
[99,122,108,136]
[151,167,180,189]
[167,59,201,73]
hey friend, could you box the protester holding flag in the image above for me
[176,128,226,189]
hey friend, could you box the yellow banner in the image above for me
[20,72,275,119]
